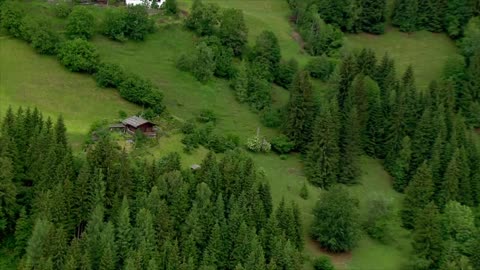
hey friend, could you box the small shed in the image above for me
[122,116,156,137]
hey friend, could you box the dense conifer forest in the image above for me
[1,0,480,269]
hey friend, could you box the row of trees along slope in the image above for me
[0,107,305,270]
[0,1,165,118]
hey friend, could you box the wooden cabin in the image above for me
[119,116,157,137]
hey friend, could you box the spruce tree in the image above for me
[401,162,434,229]
[305,104,340,188]
[391,137,412,192]
[116,196,132,264]
[0,157,16,234]
[218,8,248,56]
[392,0,419,32]
[358,0,387,34]
[411,202,443,269]
[338,106,361,184]
[440,149,462,207]
[99,222,117,270]
[337,54,358,110]
[283,71,316,151]
[311,186,360,252]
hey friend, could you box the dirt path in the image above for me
[306,238,352,270]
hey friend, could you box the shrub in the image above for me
[1,1,25,38]
[300,182,309,200]
[94,62,125,88]
[164,0,178,15]
[313,256,335,270]
[118,74,163,111]
[213,46,235,79]
[246,130,271,153]
[311,186,360,252]
[181,120,197,134]
[176,54,193,72]
[19,16,36,42]
[54,3,72,18]
[102,8,128,41]
[31,23,60,55]
[260,108,282,128]
[58,38,99,73]
[275,58,298,89]
[66,6,95,40]
[118,110,127,119]
[124,5,154,41]
[363,194,394,243]
[306,55,336,81]
[185,1,220,36]
[270,135,294,154]
[192,42,216,83]
[197,109,217,124]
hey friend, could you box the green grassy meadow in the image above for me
[0,1,462,269]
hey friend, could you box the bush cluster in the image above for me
[58,38,100,73]
[246,130,271,153]
[181,122,239,154]
[270,135,295,154]
[66,6,95,40]
[306,55,336,81]
[102,5,155,41]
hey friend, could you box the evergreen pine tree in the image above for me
[99,222,117,270]
[337,54,358,110]
[116,196,132,264]
[440,149,462,207]
[392,0,419,32]
[338,106,361,184]
[0,157,16,234]
[284,71,316,151]
[305,104,340,188]
[411,202,444,269]
[401,162,434,229]
[358,0,387,34]
[391,136,412,192]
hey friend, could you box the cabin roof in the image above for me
[122,116,153,128]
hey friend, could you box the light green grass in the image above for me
[344,29,459,88]
[0,36,139,148]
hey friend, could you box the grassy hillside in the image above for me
[0,1,462,270]
[0,36,138,148]
[344,29,459,88]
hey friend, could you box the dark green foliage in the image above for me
[410,202,443,270]
[102,8,128,42]
[302,6,344,56]
[118,74,164,112]
[363,194,394,242]
[392,0,419,32]
[445,0,475,38]
[218,8,248,56]
[391,136,412,192]
[0,1,25,38]
[192,42,216,83]
[460,17,480,59]
[250,31,281,81]
[306,55,336,81]
[124,5,155,41]
[401,162,434,229]
[313,256,335,270]
[54,3,72,19]
[0,157,16,235]
[94,62,125,88]
[186,0,220,36]
[212,45,236,79]
[260,108,283,128]
[197,109,217,124]
[30,20,60,55]
[66,6,95,40]
[284,71,316,151]
[58,38,100,73]
[357,0,387,34]
[305,104,339,188]
[275,59,299,89]
[316,0,356,31]
[102,5,154,41]
[270,135,295,154]
[311,186,360,252]
[299,182,309,200]
[164,0,178,15]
